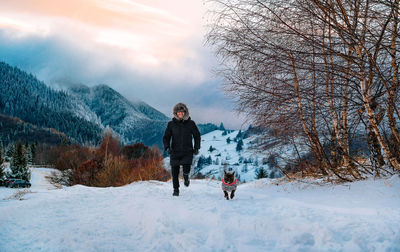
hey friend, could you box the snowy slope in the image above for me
[1,168,399,251]
[185,130,309,182]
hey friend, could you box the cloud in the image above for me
[0,0,214,85]
[0,0,245,129]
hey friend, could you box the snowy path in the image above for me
[0,168,399,252]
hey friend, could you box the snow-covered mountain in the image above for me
[0,61,223,147]
[164,129,310,182]
[0,62,103,145]
[67,84,169,146]
[0,61,171,147]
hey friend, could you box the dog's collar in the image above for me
[222,178,237,186]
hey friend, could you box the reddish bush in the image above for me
[121,143,148,160]
[74,159,103,186]
[55,144,94,171]
[44,131,168,187]
[122,147,169,183]
[95,132,121,162]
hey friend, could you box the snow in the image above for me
[188,130,308,182]
[1,168,400,251]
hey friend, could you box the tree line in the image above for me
[0,141,34,181]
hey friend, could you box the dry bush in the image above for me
[119,147,169,184]
[121,143,148,160]
[74,159,103,186]
[4,189,33,201]
[95,132,121,162]
[55,144,94,171]
[94,156,127,187]
[72,145,168,187]
[91,147,169,187]
[44,131,169,187]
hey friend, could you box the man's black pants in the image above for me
[171,164,191,189]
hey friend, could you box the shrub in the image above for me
[55,144,94,171]
[46,132,169,187]
[74,159,103,186]
[95,132,121,161]
[121,143,148,160]
[120,147,169,183]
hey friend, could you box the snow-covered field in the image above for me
[173,129,309,182]
[1,168,400,252]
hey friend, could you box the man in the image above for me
[163,103,201,196]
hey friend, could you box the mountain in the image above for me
[0,61,170,147]
[67,84,169,147]
[197,123,218,135]
[0,61,223,148]
[0,62,102,145]
[0,113,70,146]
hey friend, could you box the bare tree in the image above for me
[206,0,400,180]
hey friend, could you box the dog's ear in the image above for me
[224,170,227,175]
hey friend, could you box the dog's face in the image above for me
[223,170,235,183]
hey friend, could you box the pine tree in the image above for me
[197,155,205,168]
[30,142,37,164]
[241,164,248,173]
[6,144,14,160]
[226,137,231,144]
[208,145,216,152]
[269,171,276,179]
[236,139,243,152]
[219,122,225,131]
[26,144,33,165]
[0,145,4,179]
[10,141,30,181]
[206,155,212,165]
[255,167,268,179]
[236,130,243,140]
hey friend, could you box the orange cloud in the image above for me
[0,0,209,84]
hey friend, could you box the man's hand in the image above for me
[165,148,171,155]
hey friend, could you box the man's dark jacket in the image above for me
[163,103,201,166]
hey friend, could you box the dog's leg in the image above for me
[224,191,229,200]
[230,190,235,199]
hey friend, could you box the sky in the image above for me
[0,0,247,129]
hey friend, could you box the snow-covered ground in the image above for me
[1,168,400,251]
[165,130,308,182]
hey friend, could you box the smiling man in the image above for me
[163,102,201,196]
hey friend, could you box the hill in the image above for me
[0,113,69,146]
[163,129,309,182]
[0,62,102,145]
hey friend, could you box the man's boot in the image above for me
[183,173,190,187]
[173,188,179,196]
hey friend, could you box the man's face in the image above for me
[177,111,185,119]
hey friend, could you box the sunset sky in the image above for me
[0,0,245,129]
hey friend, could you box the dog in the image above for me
[221,168,237,200]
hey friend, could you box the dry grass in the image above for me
[4,189,34,201]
